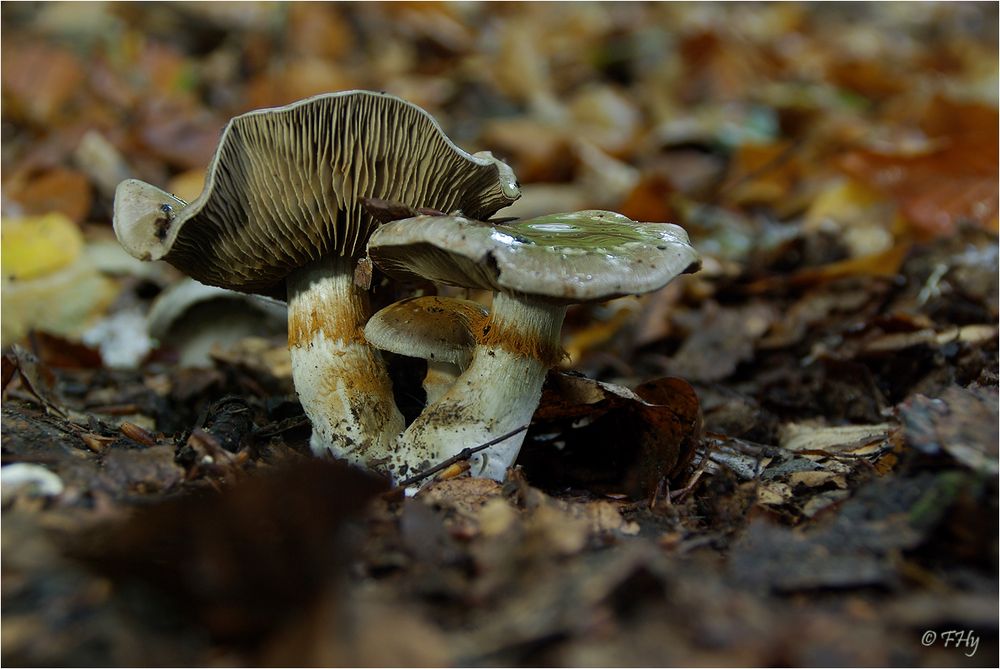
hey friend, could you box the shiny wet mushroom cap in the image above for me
[367,210,700,301]
[111,90,521,473]
[367,210,699,481]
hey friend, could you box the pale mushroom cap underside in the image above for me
[113,90,521,299]
[364,295,487,366]
[147,278,286,340]
[367,210,701,302]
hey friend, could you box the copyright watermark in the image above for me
[921,630,980,657]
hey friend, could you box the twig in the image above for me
[396,424,530,488]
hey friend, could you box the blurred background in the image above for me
[2,4,999,667]
[2,1,997,370]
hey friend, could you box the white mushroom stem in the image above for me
[395,291,567,482]
[423,360,463,405]
[287,255,405,468]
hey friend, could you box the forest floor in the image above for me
[2,3,998,667]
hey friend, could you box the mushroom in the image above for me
[113,91,520,469]
[147,278,288,368]
[367,210,700,480]
[364,295,488,404]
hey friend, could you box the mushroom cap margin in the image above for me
[367,210,701,303]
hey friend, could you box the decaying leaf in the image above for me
[779,422,896,456]
[0,40,85,124]
[519,372,702,499]
[4,167,92,224]
[665,301,776,382]
[839,97,999,238]
[899,384,999,474]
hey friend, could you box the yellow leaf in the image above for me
[1,213,83,281]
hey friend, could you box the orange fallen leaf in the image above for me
[5,167,92,224]
[839,97,999,238]
[618,173,676,224]
[0,40,85,124]
[746,241,913,293]
[480,118,574,183]
[719,140,803,208]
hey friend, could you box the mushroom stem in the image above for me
[287,255,405,468]
[395,291,566,481]
[423,360,463,405]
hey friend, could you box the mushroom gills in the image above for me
[111,91,523,476]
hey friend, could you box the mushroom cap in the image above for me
[147,278,287,340]
[364,295,487,367]
[367,210,700,302]
[113,91,520,299]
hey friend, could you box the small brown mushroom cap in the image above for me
[364,295,488,367]
[114,91,520,299]
[367,210,700,303]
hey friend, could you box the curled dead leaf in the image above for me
[519,372,702,499]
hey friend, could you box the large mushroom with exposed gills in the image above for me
[366,210,700,480]
[112,90,520,471]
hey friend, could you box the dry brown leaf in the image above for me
[756,481,792,506]
[563,297,640,366]
[779,422,895,453]
[665,301,776,382]
[245,59,359,111]
[26,332,103,370]
[618,173,677,224]
[480,118,574,183]
[0,40,85,124]
[520,373,702,498]
[286,3,356,60]
[787,470,847,489]
[166,169,205,203]
[136,101,224,170]
[839,97,999,238]
[746,241,912,293]
[899,385,999,475]
[720,140,802,207]
[5,168,92,224]
[678,29,771,104]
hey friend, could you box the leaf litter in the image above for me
[1,2,997,667]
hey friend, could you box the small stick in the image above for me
[396,424,530,488]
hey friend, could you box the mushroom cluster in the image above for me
[366,210,699,480]
[113,90,699,484]
[114,91,519,468]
